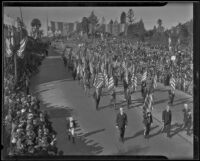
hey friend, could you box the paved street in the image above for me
[30,45,193,159]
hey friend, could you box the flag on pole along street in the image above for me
[17,37,28,58]
[5,38,13,57]
[108,76,114,90]
[103,71,109,87]
[143,93,153,111]
[141,70,147,82]
[170,77,176,91]
[94,73,104,89]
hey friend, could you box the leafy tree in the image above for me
[81,17,89,34]
[157,19,162,27]
[127,9,135,24]
[109,19,113,24]
[120,12,126,24]
[31,18,41,29]
[31,18,42,39]
[88,11,99,35]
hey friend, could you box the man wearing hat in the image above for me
[116,107,128,143]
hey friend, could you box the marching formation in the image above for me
[58,37,193,142]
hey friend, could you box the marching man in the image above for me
[116,107,128,143]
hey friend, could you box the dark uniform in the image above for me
[93,87,102,110]
[110,90,116,109]
[168,89,175,105]
[143,111,153,138]
[141,81,147,101]
[182,108,192,135]
[162,109,172,137]
[126,87,131,108]
[116,111,128,143]
[123,78,128,100]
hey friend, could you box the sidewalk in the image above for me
[115,81,193,145]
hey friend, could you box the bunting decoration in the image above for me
[17,37,28,58]
[170,77,176,91]
[5,38,13,57]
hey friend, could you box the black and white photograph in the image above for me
[2,2,197,160]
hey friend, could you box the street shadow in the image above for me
[169,122,184,138]
[148,128,162,139]
[172,99,193,107]
[154,98,168,105]
[155,88,168,92]
[83,128,105,137]
[115,145,149,155]
[124,125,159,142]
[40,101,74,119]
[128,103,143,109]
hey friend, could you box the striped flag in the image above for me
[131,74,137,89]
[153,75,157,89]
[5,38,13,57]
[17,37,28,58]
[143,93,153,111]
[94,73,104,89]
[170,77,176,91]
[103,71,109,87]
[141,71,147,82]
[108,76,114,90]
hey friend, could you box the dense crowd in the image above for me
[3,44,58,156]
[61,37,193,96]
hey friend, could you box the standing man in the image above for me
[162,105,172,137]
[66,117,76,143]
[182,104,192,135]
[126,87,131,109]
[116,107,128,143]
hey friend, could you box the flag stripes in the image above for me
[108,76,114,90]
[143,93,153,111]
[17,37,28,58]
[93,73,104,89]
[5,38,13,57]
[104,72,109,87]
[170,77,176,91]
[141,71,147,82]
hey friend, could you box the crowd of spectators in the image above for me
[3,43,58,156]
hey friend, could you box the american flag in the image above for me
[17,37,28,58]
[108,76,114,90]
[5,38,13,57]
[143,93,153,111]
[131,72,137,87]
[94,73,104,89]
[170,77,176,91]
[141,71,147,82]
[104,71,109,87]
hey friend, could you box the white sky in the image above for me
[4,2,193,35]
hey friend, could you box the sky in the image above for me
[4,3,193,35]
